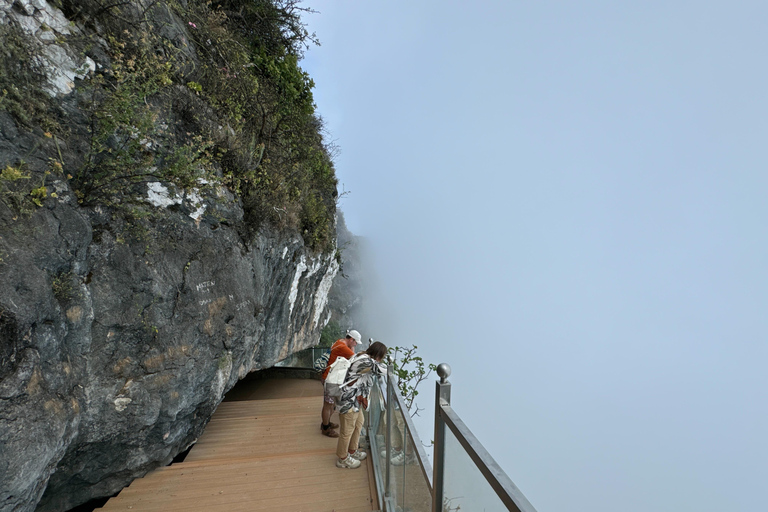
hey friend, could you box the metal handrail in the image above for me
[431,363,538,512]
[439,404,537,512]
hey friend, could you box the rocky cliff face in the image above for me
[1,199,337,512]
[0,1,339,511]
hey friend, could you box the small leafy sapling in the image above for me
[388,345,436,417]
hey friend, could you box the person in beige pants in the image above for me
[336,408,365,461]
[335,341,387,469]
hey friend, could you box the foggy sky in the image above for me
[302,2,768,511]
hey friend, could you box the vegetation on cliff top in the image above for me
[0,0,338,251]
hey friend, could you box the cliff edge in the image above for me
[0,1,339,510]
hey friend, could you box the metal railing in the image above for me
[432,363,537,512]
[271,348,537,511]
[368,362,537,512]
[273,347,328,368]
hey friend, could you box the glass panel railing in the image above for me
[443,427,510,512]
[388,401,409,509]
[367,380,387,509]
[368,378,384,437]
[367,374,433,512]
[388,376,433,490]
[399,410,432,512]
[274,347,328,368]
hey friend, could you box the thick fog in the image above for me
[303,2,768,511]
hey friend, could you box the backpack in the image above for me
[323,354,357,400]
[313,350,331,373]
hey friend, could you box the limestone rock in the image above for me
[0,2,340,510]
[0,193,337,512]
[2,0,93,96]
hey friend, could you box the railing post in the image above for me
[432,363,451,512]
[385,359,394,509]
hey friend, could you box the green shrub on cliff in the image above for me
[319,320,341,348]
[0,163,48,214]
[72,30,214,207]
[175,0,337,250]
[49,0,337,251]
[0,24,57,132]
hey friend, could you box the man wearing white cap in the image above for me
[319,329,362,437]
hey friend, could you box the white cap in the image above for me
[347,329,362,345]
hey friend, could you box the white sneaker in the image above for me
[350,450,367,461]
[380,449,402,460]
[336,456,361,469]
[392,452,416,466]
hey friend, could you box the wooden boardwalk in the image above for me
[99,377,379,512]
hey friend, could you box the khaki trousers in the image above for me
[336,408,364,459]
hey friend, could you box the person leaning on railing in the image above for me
[320,329,362,437]
[335,341,387,469]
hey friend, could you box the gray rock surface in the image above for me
[0,189,337,512]
[0,0,94,96]
[0,2,340,511]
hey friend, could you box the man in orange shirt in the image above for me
[320,329,362,437]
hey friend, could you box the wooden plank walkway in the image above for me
[99,377,379,512]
